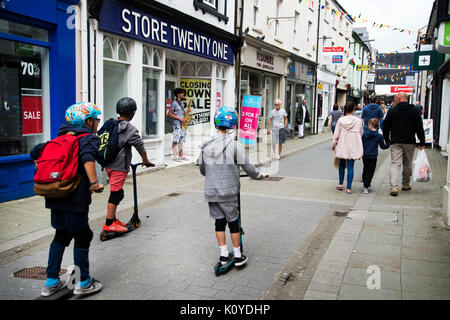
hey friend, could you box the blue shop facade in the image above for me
[0,0,79,202]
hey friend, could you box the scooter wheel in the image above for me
[100,231,108,242]
[214,262,222,276]
[135,219,141,228]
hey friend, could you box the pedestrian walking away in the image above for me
[361,96,384,130]
[329,104,342,134]
[362,118,390,194]
[296,99,310,138]
[30,102,104,298]
[267,99,288,160]
[197,106,268,270]
[332,102,364,194]
[383,93,426,196]
[99,97,154,236]
[167,88,188,162]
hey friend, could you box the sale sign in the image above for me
[22,95,43,135]
[239,95,262,145]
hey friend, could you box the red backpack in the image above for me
[33,133,89,198]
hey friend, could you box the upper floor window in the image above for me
[253,0,259,26]
[193,0,229,23]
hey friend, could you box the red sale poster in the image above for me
[239,95,262,145]
[22,95,43,135]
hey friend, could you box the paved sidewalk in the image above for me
[263,147,450,300]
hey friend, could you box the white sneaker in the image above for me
[73,278,102,296]
[363,188,369,194]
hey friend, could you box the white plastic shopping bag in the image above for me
[413,149,432,182]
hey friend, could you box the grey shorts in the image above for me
[272,127,286,144]
[208,201,239,222]
[172,126,186,143]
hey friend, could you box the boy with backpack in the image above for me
[99,97,154,233]
[30,102,104,297]
[197,106,267,267]
[362,118,390,194]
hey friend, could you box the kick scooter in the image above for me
[100,162,153,241]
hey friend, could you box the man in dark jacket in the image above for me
[361,96,384,129]
[383,93,425,196]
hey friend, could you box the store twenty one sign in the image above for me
[99,0,234,65]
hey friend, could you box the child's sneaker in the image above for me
[219,254,233,266]
[115,218,127,227]
[102,220,128,233]
[73,278,102,296]
[41,279,66,297]
[234,255,248,267]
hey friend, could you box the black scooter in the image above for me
[100,162,152,241]
[214,173,261,276]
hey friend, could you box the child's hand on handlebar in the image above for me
[142,161,155,168]
[90,183,104,194]
[262,173,269,179]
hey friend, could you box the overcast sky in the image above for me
[337,0,435,53]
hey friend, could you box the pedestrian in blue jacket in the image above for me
[361,96,384,130]
[362,118,389,194]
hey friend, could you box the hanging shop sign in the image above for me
[322,47,344,65]
[99,0,234,65]
[390,86,413,94]
[239,95,262,146]
[357,65,371,71]
[413,50,444,71]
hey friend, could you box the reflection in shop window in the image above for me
[0,38,49,157]
[143,45,162,138]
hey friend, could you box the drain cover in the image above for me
[334,211,349,217]
[13,267,67,280]
[167,192,182,197]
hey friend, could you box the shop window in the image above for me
[197,62,211,77]
[165,59,177,76]
[0,18,48,42]
[153,49,161,67]
[142,68,160,138]
[103,36,130,121]
[181,62,195,76]
[103,38,113,59]
[142,45,162,139]
[0,38,49,156]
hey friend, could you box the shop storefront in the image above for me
[316,70,337,132]
[93,0,239,162]
[286,56,316,135]
[240,36,288,133]
[0,0,79,202]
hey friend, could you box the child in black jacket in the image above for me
[30,102,104,297]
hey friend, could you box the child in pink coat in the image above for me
[332,102,364,194]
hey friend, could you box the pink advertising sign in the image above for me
[239,95,262,145]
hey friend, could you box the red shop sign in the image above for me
[390,86,413,94]
[22,95,43,135]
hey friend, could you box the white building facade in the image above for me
[86,0,239,166]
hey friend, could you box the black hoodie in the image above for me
[30,125,100,213]
[383,102,425,146]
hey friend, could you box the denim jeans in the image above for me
[46,210,91,281]
[339,159,355,190]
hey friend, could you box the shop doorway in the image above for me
[164,77,177,155]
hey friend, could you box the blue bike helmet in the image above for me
[65,102,102,128]
[214,106,238,129]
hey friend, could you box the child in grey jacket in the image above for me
[197,106,267,267]
[102,97,154,233]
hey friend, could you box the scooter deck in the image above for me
[99,217,141,241]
